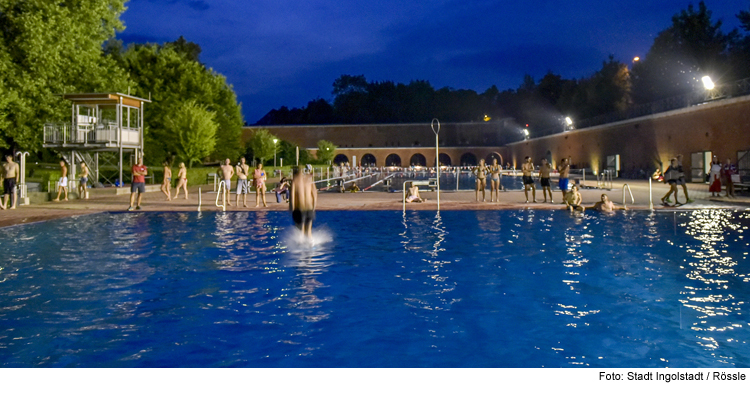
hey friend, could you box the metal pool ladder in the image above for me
[215,181,227,212]
[622,183,635,209]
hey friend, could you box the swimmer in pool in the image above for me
[290,166,317,237]
[589,194,620,212]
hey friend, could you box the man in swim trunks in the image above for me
[539,158,553,203]
[235,157,250,207]
[564,185,584,212]
[2,154,20,210]
[473,158,488,202]
[557,157,570,203]
[78,162,89,199]
[219,158,234,207]
[128,156,147,210]
[54,160,69,202]
[522,156,536,203]
[290,166,317,237]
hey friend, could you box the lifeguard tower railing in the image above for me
[43,121,140,147]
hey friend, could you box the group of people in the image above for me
[471,156,572,204]
[468,156,620,213]
[660,154,693,206]
[708,156,738,198]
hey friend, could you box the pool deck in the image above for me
[1,179,748,227]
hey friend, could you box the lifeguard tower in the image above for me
[43,93,151,189]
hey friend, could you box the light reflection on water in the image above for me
[0,210,749,367]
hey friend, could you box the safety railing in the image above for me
[215,181,227,211]
[622,184,635,209]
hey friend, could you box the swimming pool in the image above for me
[1,210,748,367]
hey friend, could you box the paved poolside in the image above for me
[1,179,748,228]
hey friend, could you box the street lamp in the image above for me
[564,116,574,131]
[272,138,278,168]
[431,118,441,211]
[701,76,715,90]
[522,128,530,140]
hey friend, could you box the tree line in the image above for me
[0,1,243,167]
[258,2,750,139]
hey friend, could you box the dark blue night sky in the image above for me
[117,0,748,123]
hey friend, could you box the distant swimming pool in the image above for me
[1,210,749,367]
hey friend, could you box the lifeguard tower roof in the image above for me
[59,92,151,106]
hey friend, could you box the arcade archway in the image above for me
[385,154,402,167]
[361,153,377,167]
[460,152,478,166]
[485,152,503,166]
[333,154,349,165]
[410,153,427,166]
[434,153,452,167]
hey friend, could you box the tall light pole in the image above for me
[272,138,278,168]
[431,118,440,211]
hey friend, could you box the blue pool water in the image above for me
[1,210,749,367]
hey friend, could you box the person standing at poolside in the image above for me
[235,157,250,207]
[218,158,234,207]
[557,158,570,203]
[161,161,172,201]
[128,156,147,211]
[708,155,722,197]
[489,158,502,202]
[173,162,188,200]
[473,158,488,202]
[722,158,737,198]
[675,154,693,203]
[289,166,317,237]
[253,163,268,207]
[1,154,20,210]
[53,160,69,202]
[78,162,90,200]
[522,156,536,203]
[539,158,553,203]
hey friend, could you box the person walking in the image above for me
[722,158,737,198]
[53,160,69,202]
[161,161,172,201]
[173,163,188,200]
[78,162,90,199]
[128,156,147,211]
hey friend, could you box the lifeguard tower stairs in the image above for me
[43,93,151,188]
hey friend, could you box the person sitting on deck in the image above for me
[405,183,424,203]
[275,177,290,203]
[564,185,584,212]
[348,183,360,193]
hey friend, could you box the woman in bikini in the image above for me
[489,158,502,202]
[253,163,268,207]
[173,162,188,200]
[161,161,172,201]
[473,158,488,202]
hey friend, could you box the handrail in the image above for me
[648,178,654,210]
[622,183,635,209]
[215,181,226,211]
[198,187,202,212]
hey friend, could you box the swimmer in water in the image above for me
[290,166,317,237]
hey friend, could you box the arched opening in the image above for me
[460,152,478,166]
[434,153,452,167]
[485,152,503,166]
[361,154,377,167]
[385,154,402,167]
[410,153,427,166]
[333,154,349,165]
